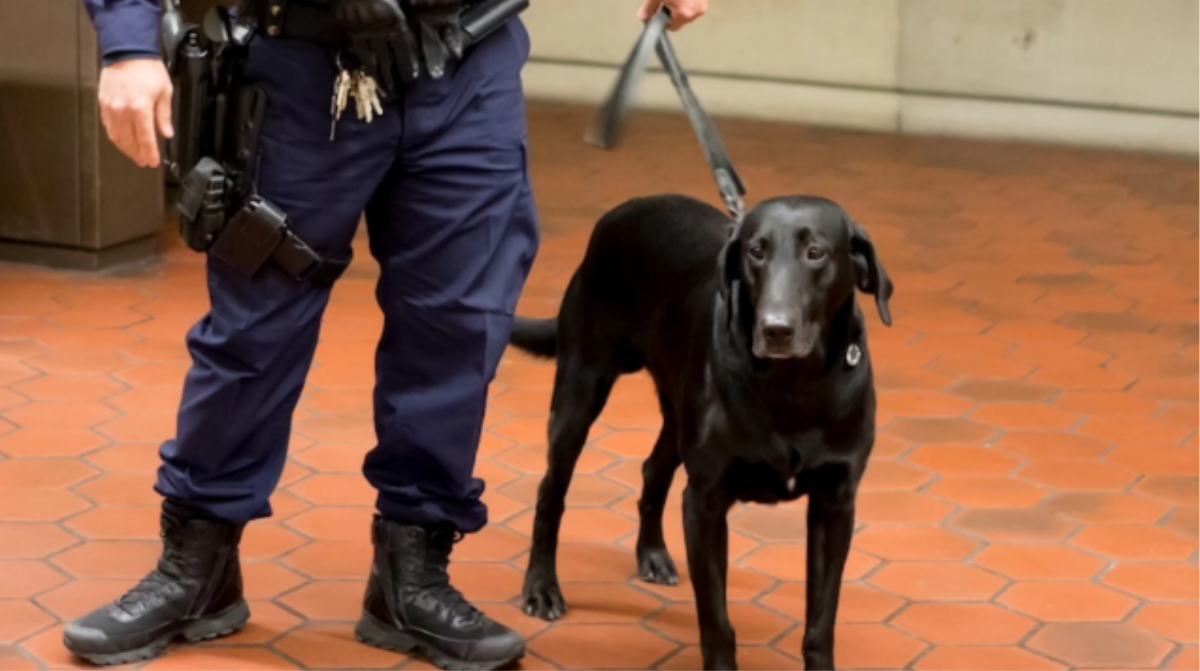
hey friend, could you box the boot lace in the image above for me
[114,521,192,614]
[410,529,481,624]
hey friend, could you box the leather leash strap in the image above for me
[586,8,746,221]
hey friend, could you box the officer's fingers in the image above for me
[636,0,663,22]
[131,97,160,167]
[155,84,175,139]
[104,98,142,165]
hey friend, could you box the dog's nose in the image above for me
[761,316,794,343]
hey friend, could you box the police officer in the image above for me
[67,0,708,668]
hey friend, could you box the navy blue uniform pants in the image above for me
[155,21,538,533]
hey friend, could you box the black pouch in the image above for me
[208,196,288,277]
[176,158,228,252]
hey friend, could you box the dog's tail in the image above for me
[509,317,558,359]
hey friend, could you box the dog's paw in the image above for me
[522,577,567,622]
[637,547,679,586]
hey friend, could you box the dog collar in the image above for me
[846,344,862,367]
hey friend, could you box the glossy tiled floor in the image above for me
[0,102,1197,670]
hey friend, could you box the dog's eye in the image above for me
[806,247,827,261]
[748,245,766,262]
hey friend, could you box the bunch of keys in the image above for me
[330,55,386,141]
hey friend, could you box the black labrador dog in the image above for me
[508,194,893,670]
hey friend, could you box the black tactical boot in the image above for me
[356,516,525,670]
[63,503,248,666]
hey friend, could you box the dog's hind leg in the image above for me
[522,359,616,621]
[636,401,681,585]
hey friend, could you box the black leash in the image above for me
[586,8,746,221]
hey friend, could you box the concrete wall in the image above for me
[520,0,1198,154]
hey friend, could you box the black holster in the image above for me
[161,3,349,286]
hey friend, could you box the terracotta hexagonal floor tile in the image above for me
[852,525,978,561]
[998,581,1138,621]
[83,444,161,473]
[551,583,663,625]
[111,363,189,389]
[659,646,802,670]
[1,401,117,430]
[951,379,1056,403]
[65,506,159,540]
[0,600,54,643]
[858,459,934,490]
[278,580,364,621]
[993,432,1108,461]
[507,508,634,544]
[498,443,621,476]
[1027,623,1172,669]
[13,376,125,403]
[275,623,402,669]
[117,340,189,364]
[0,561,65,599]
[24,351,131,377]
[1043,491,1170,524]
[72,472,159,506]
[1163,506,1199,538]
[876,391,974,418]
[290,443,369,472]
[869,562,1006,601]
[0,644,37,670]
[452,525,529,563]
[0,488,90,523]
[950,508,1077,542]
[283,540,371,580]
[1080,416,1193,446]
[760,582,903,624]
[971,403,1078,431]
[1131,603,1199,645]
[648,602,792,645]
[51,540,159,579]
[929,475,1048,508]
[531,624,677,669]
[0,363,37,389]
[284,506,372,542]
[105,387,183,415]
[34,579,129,620]
[742,545,878,583]
[972,544,1105,580]
[904,444,1020,475]
[0,523,77,559]
[1107,445,1200,475]
[0,427,108,457]
[13,625,95,669]
[1072,525,1196,560]
[1019,459,1138,491]
[913,646,1065,670]
[241,523,308,560]
[500,474,628,508]
[731,502,807,542]
[1169,646,1200,670]
[1029,365,1137,391]
[1051,391,1161,417]
[892,602,1036,645]
[590,430,658,459]
[93,413,175,444]
[855,491,954,524]
[286,473,375,506]
[545,543,633,583]
[639,565,774,604]
[447,563,524,603]
[0,458,97,489]
[827,623,927,670]
[884,417,998,444]
[1135,475,1199,506]
[143,648,300,667]
[241,561,307,600]
[874,365,954,391]
[1101,562,1199,600]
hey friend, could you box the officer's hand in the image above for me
[97,58,175,168]
[637,0,709,30]
[406,0,463,79]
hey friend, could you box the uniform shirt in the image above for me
[83,0,165,66]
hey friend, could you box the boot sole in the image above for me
[355,611,524,671]
[66,600,251,667]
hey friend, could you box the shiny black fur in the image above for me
[509,194,893,670]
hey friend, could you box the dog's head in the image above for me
[719,197,893,360]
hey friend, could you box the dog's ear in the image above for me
[848,219,894,326]
[718,224,742,299]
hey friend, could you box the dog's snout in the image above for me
[760,316,794,344]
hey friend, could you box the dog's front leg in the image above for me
[802,482,856,670]
[684,484,736,670]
